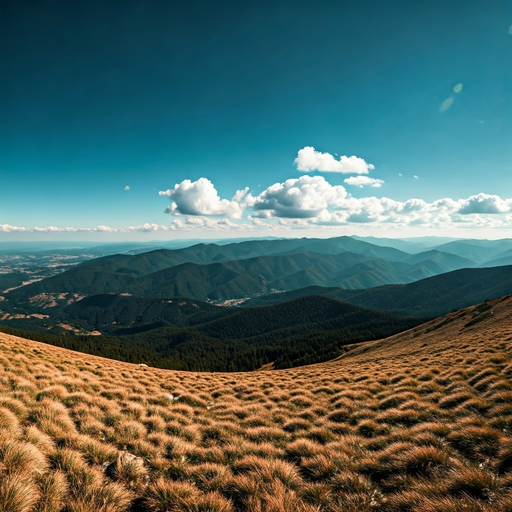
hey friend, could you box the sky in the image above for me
[1,0,511,241]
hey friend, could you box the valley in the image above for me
[0,293,511,510]
[1,236,511,374]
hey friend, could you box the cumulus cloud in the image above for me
[124,185,130,191]
[294,146,374,174]
[458,193,512,215]
[344,176,384,188]
[251,188,512,230]
[253,175,347,218]
[159,178,249,219]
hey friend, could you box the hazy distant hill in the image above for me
[404,249,473,269]
[351,235,463,253]
[436,239,512,264]
[480,247,512,268]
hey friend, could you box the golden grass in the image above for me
[0,295,512,510]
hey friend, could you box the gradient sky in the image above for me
[1,0,511,240]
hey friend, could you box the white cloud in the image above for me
[124,185,130,191]
[0,224,27,232]
[32,225,122,233]
[4,175,512,236]
[250,186,512,230]
[344,176,384,188]
[400,198,428,213]
[33,226,78,232]
[458,193,512,215]
[159,178,249,219]
[92,225,119,233]
[127,223,166,232]
[232,187,255,207]
[253,175,347,218]
[166,216,258,232]
[294,146,374,174]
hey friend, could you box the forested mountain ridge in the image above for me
[245,265,512,317]
[5,239,481,304]
[0,294,421,371]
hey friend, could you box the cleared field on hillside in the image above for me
[1,295,512,511]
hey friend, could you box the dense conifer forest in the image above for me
[0,296,421,371]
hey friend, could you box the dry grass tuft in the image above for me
[35,470,68,512]
[143,480,200,511]
[0,475,40,512]
[0,436,48,477]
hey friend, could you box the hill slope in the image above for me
[63,294,234,330]
[0,295,512,510]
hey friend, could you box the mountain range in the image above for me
[2,235,512,359]
[6,236,508,306]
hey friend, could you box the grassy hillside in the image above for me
[0,271,32,292]
[0,295,512,510]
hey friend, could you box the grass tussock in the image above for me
[0,475,40,512]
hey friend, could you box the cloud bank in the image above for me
[155,176,512,233]
[4,184,512,237]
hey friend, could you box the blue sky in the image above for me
[1,0,511,240]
